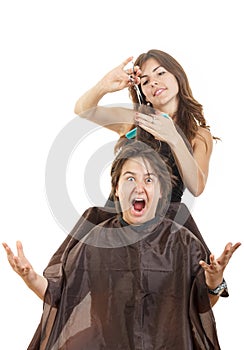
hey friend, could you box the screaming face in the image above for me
[115,157,162,225]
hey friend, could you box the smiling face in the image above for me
[140,57,179,115]
[115,157,162,225]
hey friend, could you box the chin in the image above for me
[128,216,152,226]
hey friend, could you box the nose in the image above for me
[134,182,145,194]
[150,79,158,87]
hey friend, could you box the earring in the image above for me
[147,102,150,106]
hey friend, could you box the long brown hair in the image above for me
[129,49,217,143]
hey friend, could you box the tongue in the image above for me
[134,201,144,211]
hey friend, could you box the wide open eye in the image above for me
[145,177,153,183]
[127,176,135,182]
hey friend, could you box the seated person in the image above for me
[3,141,240,350]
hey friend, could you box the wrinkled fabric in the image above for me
[28,208,221,349]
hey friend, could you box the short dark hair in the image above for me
[110,140,173,216]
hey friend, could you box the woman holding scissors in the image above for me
[74,49,215,250]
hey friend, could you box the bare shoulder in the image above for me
[192,127,213,153]
[197,126,212,138]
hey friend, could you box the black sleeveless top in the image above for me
[159,141,184,202]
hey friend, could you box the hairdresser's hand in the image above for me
[98,57,141,93]
[135,110,179,147]
[2,241,36,283]
[199,242,241,290]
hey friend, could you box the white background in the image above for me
[0,1,243,348]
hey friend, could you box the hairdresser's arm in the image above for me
[135,113,212,196]
[74,57,139,135]
[2,241,48,300]
[170,126,213,196]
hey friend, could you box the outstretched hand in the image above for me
[199,242,241,290]
[2,241,48,299]
[2,241,35,283]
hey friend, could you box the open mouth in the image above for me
[132,199,146,212]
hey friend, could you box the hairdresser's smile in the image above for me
[154,87,166,97]
[140,57,179,114]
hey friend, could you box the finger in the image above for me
[16,240,25,259]
[2,243,18,269]
[214,244,232,264]
[2,242,10,252]
[224,242,233,253]
[135,112,155,124]
[222,242,241,261]
[199,260,209,270]
[209,254,219,270]
[120,56,133,69]
[135,118,151,127]
[219,242,239,260]
[231,242,241,252]
[2,242,14,259]
[224,241,240,251]
[209,253,215,264]
[133,65,141,76]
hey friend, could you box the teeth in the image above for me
[132,198,144,203]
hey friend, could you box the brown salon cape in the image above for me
[28,207,222,350]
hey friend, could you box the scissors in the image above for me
[126,63,143,139]
[126,64,169,140]
[129,62,144,105]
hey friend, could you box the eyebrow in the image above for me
[140,65,162,80]
[122,171,156,177]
